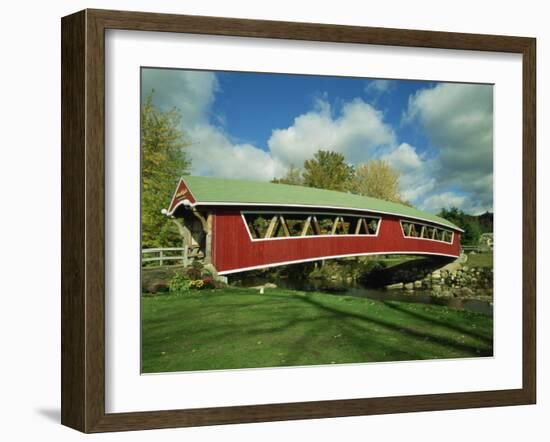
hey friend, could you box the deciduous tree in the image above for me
[351,159,401,203]
[141,92,191,249]
[271,164,303,185]
[302,150,354,191]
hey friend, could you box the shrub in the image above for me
[189,279,204,290]
[185,265,203,280]
[169,273,191,294]
[364,259,387,273]
[201,277,215,289]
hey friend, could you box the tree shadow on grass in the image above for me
[143,290,493,373]
[380,300,493,345]
[294,295,493,357]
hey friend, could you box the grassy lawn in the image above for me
[375,255,424,268]
[142,288,493,373]
[465,252,493,268]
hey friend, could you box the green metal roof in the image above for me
[182,175,462,231]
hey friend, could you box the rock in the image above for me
[386,282,404,290]
[414,280,422,288]
[404,282,414,290]
[143,280,169,294]
[202,263,218,277]
[431,271,441,279]
[203,263,230,283]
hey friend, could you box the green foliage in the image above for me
[351,159,402,203]
[463,219,482,245]
[437,207,492,245]
[274,152,405,205]
[169,273,191,294]
[363,259,388,273]
[141,91,191,249]
[302,150,354,191]
[271,164,303,185]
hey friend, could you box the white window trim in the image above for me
[241,210,382,242]
[399,220,455,245]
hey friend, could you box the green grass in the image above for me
[375,255,430,269]
[465,252,493,268]
[141,288,493,373]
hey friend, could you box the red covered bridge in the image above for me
[163,176,462,275]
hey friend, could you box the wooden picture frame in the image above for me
[61,8,536,433]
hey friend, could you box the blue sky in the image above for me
[142,68,493,214]
[212,72,434,151]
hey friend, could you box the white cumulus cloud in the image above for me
[268,98,395,168]
[419,192,467,213]
[365,79,394,95]
[404,83,493,212]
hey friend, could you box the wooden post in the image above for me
[265,216,278,238]
[312,217,321,235]
[355,218,369,235]
[279,216,290,237]
[331,216,340,235]
[183,246,189,267]
[159,249,164,267]
[301,216,312,236]
[362,218,369,234]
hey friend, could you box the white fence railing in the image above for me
[141,246,201,267]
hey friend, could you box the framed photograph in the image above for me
[61,9,536,432]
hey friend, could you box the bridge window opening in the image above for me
[441,230,452,243]
[401,220,454,244]
[316,215,335,235]
[336,217,351,234]
[246,215,267,239]
[425,226,436,239]
[243,212,381,240]
[368,218,379,234]
[284,215,308,236]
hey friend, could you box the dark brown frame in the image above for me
[61,9,536,433]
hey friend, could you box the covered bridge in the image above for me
[163,176,462,275]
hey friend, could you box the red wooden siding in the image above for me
[211,210,461,274]
[167,179,196,213]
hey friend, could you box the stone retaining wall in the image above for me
[386,265,493,302]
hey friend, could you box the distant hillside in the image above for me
[475,211,493,233]
[437,208,493,245]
